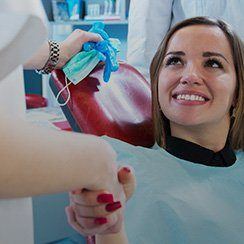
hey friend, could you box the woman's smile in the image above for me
[171,89,210,106]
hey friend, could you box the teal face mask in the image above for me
[63,49,106,85]
[55,49,106,106]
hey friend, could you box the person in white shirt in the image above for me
[0,1,134,243]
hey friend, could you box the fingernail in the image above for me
[97,193,114,203]
[71,190,81,195]
[94,217,108,225]
[123,167,131,173]
[105,201,122,212]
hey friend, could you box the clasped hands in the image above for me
[66,166,136,237]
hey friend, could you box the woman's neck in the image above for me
[170,119,231,152]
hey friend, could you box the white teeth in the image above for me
[185,94,190,100]
[175,94,206,101]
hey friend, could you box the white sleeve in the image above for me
[127,0,174,81]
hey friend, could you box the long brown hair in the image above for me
[150,16,244,150]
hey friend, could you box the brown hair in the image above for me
[150,16,244,150]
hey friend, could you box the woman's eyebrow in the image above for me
[203,51,229,63]
[165,51,185,57]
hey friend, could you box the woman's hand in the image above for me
[24,29,102,70]
[65,166,136,236]
[56,29,102,68]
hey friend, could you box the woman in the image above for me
[66,17,244,244]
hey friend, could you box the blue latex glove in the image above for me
[83,22,120,82]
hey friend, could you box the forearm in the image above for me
[23,41,68,70]
[0,112,117,198]
[96,224,128,244]
[23,41,49,70]
[23,29,102,70]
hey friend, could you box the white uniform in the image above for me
[127,0,244,81]
[0,1,47,243]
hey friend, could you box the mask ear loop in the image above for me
[55,76,72,106]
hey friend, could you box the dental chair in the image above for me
[50,61,154,148]
[49,62,154,244]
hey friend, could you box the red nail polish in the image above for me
[97,193,114,203]
[105,201,122,212]
[94,217,108,225]
[123,167,131,173]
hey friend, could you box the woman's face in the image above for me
[158,25,237,130]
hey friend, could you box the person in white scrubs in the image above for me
[127,0,244,81]
[0,1,134,243]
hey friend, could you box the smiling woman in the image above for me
[66,17,244,244]
[158,25,236,152]
[151,17,244,152]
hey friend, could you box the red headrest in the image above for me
[51,62,154,147]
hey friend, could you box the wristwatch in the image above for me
[36,40,60,75]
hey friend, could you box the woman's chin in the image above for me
[167,114,205,127]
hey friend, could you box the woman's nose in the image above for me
[180,65,203,86]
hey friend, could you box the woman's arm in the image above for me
[23,29,102,70]
[0,29,113,198]
[0,111,118,198]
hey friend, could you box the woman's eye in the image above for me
[205,59,223,69]
[165,57,183,66]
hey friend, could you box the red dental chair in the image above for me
[50,61,154,148]
[50,61,154,244]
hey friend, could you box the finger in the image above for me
[75,211,118,230]
[68,205,121,236]
[73,29,102,43]
[70,190,114,206]
[118,166,136,201]
[65,205,86,235]
[85,32,103,42]
[73,201,122,218]
[102,211,124,234]
[66,205,107,236]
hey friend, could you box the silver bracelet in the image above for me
[36,40,60,75]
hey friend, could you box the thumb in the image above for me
[118,166,136,201]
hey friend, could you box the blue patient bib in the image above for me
[103,136,244,244]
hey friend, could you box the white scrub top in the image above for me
[0,1,47,243]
